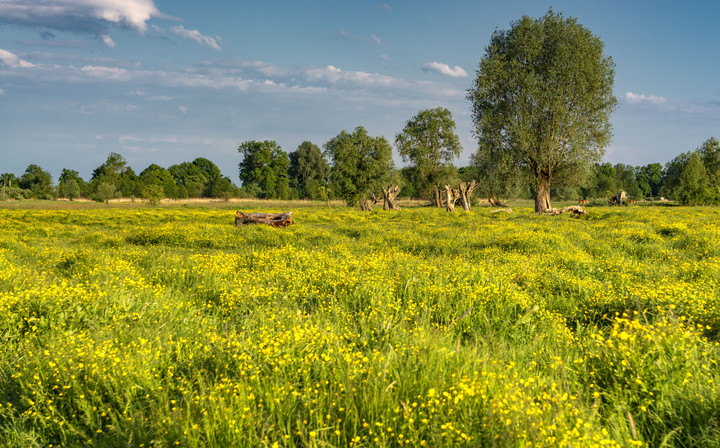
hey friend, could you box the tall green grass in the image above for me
[0,205,718,447]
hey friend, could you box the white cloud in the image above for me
[625,91,667,105]
[169,25,221,51]
[0,87,4,95]
[421,62,468,78]
[0,48,35,67]
[0,0,160,46]
[178,106,189,114]
[378,3,393,13]
[0,54,465,105]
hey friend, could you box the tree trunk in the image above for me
[358,198,373,211]
[235,211,294,227]
[433,185,442,207]
[444,185,460,212]
[382,185,401,211]
[459,180,477,211]
[534,176,551,214]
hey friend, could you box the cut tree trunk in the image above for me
[534,176,552,214]
[608,190,627,205]
[382,185,401,211]
[235,211,294,227]
[459,180,477,211]
[488,196,508,207]
[358,198,373,211]
[543,206,587,217]
[444,185,460,212]
[433,186,442,207]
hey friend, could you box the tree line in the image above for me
[2,131,717,207]
[2,10,719,208]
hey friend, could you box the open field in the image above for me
[1,204,719,447]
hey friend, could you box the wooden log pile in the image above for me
[235,211,294,228]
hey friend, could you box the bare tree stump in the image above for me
[358,198,373,211]
[608,190,627,205]
[433,186,443,208]
[382,185,401,211]
[459,180,477,211]
[543,206,587,217]
[444,185,460,211]
[235,211,294,227]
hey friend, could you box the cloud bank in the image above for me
[0,0,161,46]
[0,48,34,67]
[421,61,468,78]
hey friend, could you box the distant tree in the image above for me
[325,126,394,207]
[169,162,207,198]
[395,107,462,201]
[1,173,17,188]
[139,164,177,198]
[91,152,127,183]
[698,137,720,203]
[238,140,290,199]
[699,137,720,180]
[191,157,223,197]
[90,152,138,197]
[0,173,20,200]
[19,164,54,199]
[614,163,642,199]
[467,10,617,213]
[676,152,710,205]
[96,182,116,204]
[590,163,617,198]
[59,179,81,201]
[142,184,165,206]
[59,169,87,197]
[635,163,663,198]
[288,141,330,200]
[661,152,692,198]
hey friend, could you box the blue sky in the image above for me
[1,0,718,182]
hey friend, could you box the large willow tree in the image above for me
[467,10,617,213]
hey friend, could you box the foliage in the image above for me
[325,126,395,207]
[1,205,720,447]
[676,152,710,205]
[58,179,81,201]
[139,163,178,199]
[467,9,617,212]
[238,140,291,199]
[142,184,165,206]
[90,153,138,198]
[95,182,116,204]
[395,107,462,199]
[19,164,54,199]
[58,169,87,197]
[289,141,330,200]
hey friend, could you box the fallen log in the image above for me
[235,211,294,227]
[490,208,513,214]
[543,206,587,217]
[488,197,508,207]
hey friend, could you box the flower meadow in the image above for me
[0,204,719,447]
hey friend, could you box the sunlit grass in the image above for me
[0,205,718,447]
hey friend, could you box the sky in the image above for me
[0,0,719,182]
